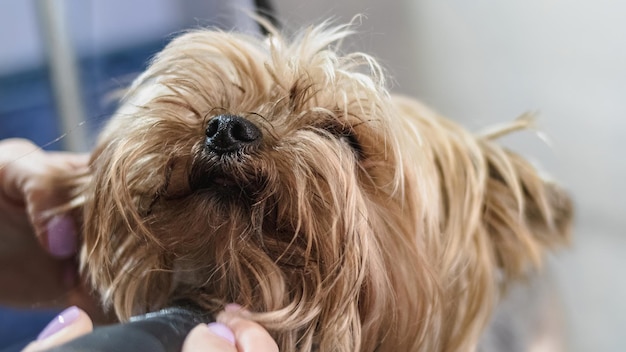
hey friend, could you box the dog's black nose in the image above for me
[205,114,262,153]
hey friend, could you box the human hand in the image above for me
[0,138,96,311]
[22,305,279,352]
[181,305,279,352]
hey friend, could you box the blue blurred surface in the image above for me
[0,40,166,150]
[0,307,60,351]
[0,67,61,150]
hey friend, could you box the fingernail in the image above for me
[46,215,77,258]
[224,303,242,312]
[206,322,235,345]
[37,306,81,340]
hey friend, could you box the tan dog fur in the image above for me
[59,23,571,351]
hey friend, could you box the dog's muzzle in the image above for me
[205,114,262,154]
[191,114,265,198]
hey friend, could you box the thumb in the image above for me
[22,306,94,352]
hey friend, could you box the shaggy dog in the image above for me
[58,23,572,351]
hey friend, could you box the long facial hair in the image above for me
[60,23,572,352]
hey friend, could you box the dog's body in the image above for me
[61,23,571,351]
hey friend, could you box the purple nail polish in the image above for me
[46,215,77,258]
[207,322,235,345]
[37,306,81,340]
[224,303,242,312]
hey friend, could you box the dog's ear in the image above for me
[480,143,573,279]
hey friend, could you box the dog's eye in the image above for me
[339,132,363,157]
[322,124,364,158]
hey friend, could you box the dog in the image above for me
[57,22,572,351]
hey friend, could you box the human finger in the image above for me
[0,139,87,258]
[182,323,237,352]
[21,306,93,352]
[0,138,45,205]
[20,152,88,253]
[217,310,279,352]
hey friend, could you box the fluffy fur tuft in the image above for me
[60,23,571,351]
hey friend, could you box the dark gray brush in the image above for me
[45,307,213,352]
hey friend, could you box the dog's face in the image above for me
[74,24,572,351]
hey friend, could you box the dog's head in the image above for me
[71,24,572,351]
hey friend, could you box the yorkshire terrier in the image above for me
[57,23,572,351]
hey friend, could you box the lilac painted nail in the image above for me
[224,303,242,312]
[37,306,81,340]
[46,215,77,258]
[207,322,236,345]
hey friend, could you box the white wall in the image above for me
[403,3,626,350]
[406,0,626,229]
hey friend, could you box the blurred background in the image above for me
[1,0,623,351]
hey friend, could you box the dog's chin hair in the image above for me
[57,22,573,352]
